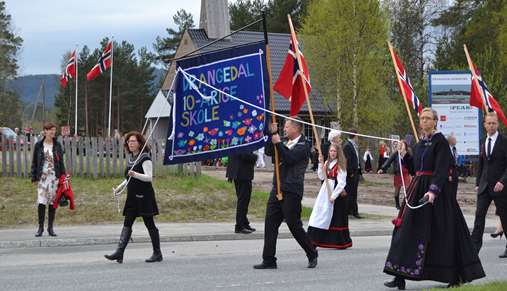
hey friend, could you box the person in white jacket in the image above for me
[307,144,352,249]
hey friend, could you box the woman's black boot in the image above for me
[47,205,57,236]
[35,204,45,237]
[105,227,132,263]
[145,228,163,263]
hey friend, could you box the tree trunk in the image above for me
[352,53,359,128]
[335,71,342,129]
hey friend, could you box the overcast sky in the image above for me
[6,0,203,75]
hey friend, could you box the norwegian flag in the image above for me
[86,41,112,81]
[391,48,422,115]
[273,34,311,116]
[60,50,76,88]
[470,63,507,127]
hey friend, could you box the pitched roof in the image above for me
[145,90,171,118]
[185,28,333,114]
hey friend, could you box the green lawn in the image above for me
[430,281,507,290]
[0,174,312,227]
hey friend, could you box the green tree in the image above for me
[433,0,507,127]
[154,9,195,65]
[229,0,309,32]
[229,0,266,31]
[302,0,397,136]
[0,0,23,128]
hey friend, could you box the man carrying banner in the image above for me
[253,117,318,269]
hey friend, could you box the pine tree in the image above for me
[0,0,23,128]
[153,9,195,65]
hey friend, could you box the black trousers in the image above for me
[471,190,507,252]
[262,193,317,263]
[123,214,157,231]
[234,179,252,230]
[346,172,360,215]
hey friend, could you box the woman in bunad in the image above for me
[105,131,162,264]
[378,140,415,210]
[308,143,352,249]
[383,108,485,289]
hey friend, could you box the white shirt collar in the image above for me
[487,131,499,141]
[286,135,302,149]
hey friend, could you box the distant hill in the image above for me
[7,74,59,108]
[7,68,166,109]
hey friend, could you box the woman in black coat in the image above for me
[105,131,161,264]
[383,108,485,289]
[30,122,66,237]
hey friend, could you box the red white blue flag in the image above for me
[391,49,422,115]
[60,50,76,88]
[87,41,112,81]
[470,62,507,127]
[273,35,311,116]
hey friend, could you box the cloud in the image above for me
[6,0,201,75]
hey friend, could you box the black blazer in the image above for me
[30,137,66,182]
[476,133,507,197]
[343,139,360,174]
[226,152,257,181]
[265,135,310,197]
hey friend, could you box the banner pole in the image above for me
[108,38,114,137]
[263,12,283,201]
[287,15,333,200]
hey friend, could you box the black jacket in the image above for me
[343,139,360,174]
[226,152,257,181]
[265,135,310,197]
[476,133,507,197]
[30,137,66,182]
[381,151,415,176]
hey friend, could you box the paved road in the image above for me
[1,235,506,291]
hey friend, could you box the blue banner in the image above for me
[164,42,270,165]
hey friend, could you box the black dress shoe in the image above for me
[384,277,405,290]
[235,228,253,234]
[353,214,363,219]
[491,231,504,238]
[245,225,256,232]
[499,249,507,258]
[253,262,277,269]
[447,281,462,288]
[307,256,318,268]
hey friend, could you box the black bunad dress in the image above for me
[383,132,485,283]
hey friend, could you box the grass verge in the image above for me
[430,281,507,291]
[0,175,313,228]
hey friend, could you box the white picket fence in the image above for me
[0,136,167,178]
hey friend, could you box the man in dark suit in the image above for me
[253,117,318,269]
[448,135,459,196]
[343,129,362,218]
[226,152,257,234]
[471,112,507,257]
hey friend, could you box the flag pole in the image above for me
[108,38,114,137]
[287,15,333,200]
[387,42,419,143]
[74,47,79,137]
[463,44,489,113]
[263,12,283,201]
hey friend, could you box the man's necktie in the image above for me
[487,137,492,158]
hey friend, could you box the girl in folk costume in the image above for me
[363,147,373,173]
[105,131,162,264]
[308,144,352,249]
[383,108,484,289]
[378,140,415,210]
[31,122,66,237]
